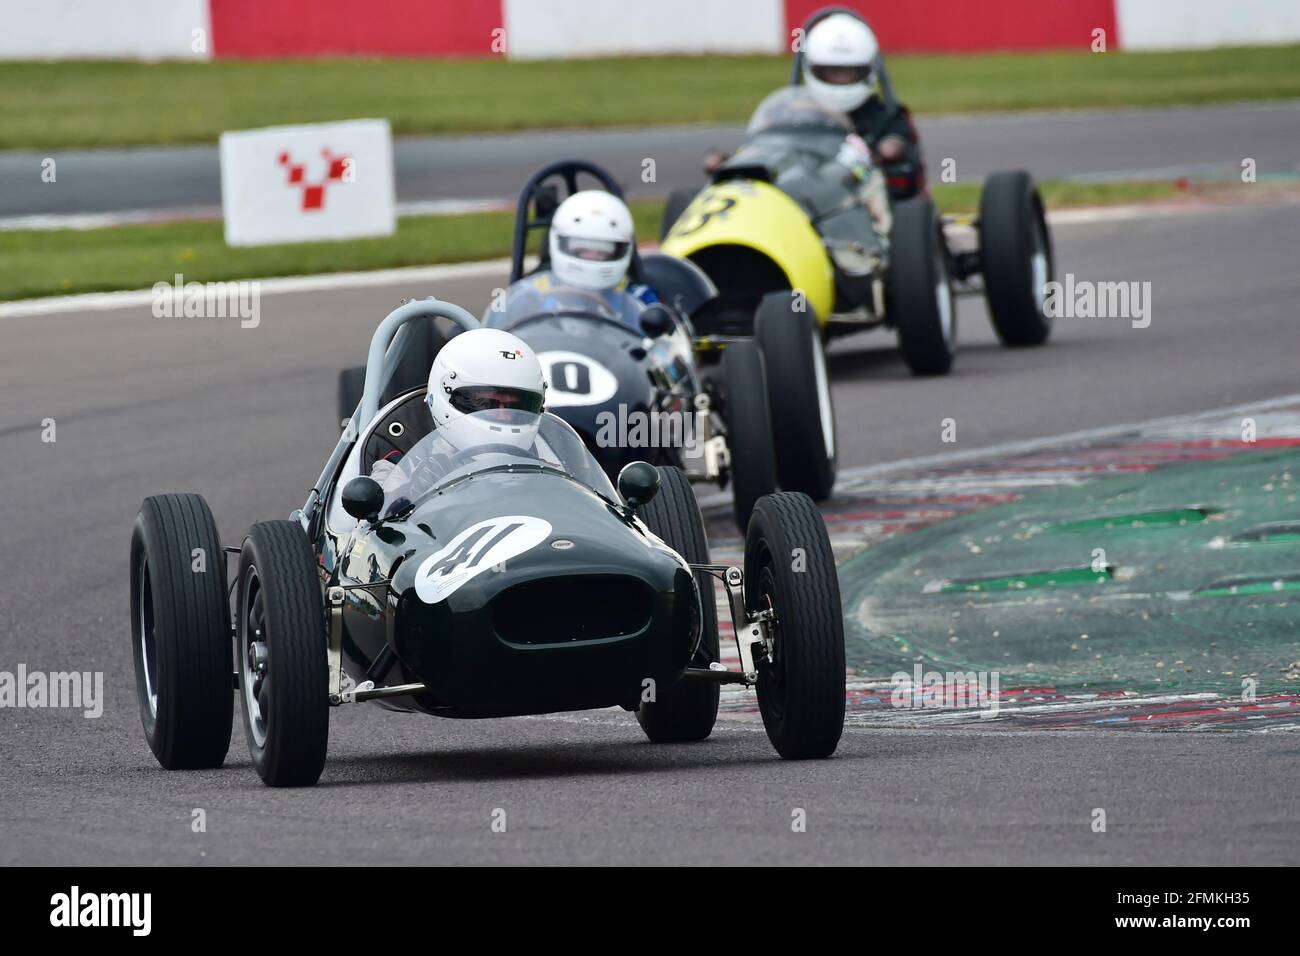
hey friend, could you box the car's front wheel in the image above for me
[745,492,845,759]
[130,494,233,770]
[979,170,1054,346]
[236,520,329,787]
[889,196,957,376]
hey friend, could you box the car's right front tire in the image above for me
[236,520,329,787]
[130,493,233,770]
[889,196,957,376]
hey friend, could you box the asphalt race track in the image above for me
[4,101,1300,222]
[1,196,1298,864]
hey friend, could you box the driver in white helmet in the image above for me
[371,327,552,505]
[802,12,924,201]
[486,190,666,331]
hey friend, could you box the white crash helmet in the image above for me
[426,328,546,452]
[803,13,881,115]
[548,190,635,291]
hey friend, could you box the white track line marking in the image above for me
[0,258,514,319]
[0,198,1243,318]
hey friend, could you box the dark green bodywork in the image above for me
[321,469,700,718]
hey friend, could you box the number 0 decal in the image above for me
[415,516,552,604]
[537,350,619,408]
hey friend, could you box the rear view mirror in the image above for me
[640,303,674,338]
[618,462,661,510]
[342,476,385,523]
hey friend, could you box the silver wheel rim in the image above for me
[1031,221,1050,316]
[811,330,835,458]
[935,248,956,349]
[240,568,270,748]
[137,558,158,719]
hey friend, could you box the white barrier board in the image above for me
[220,120,396,247]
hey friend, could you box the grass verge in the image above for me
[2,46,1299,150]
[0,180,1190,302]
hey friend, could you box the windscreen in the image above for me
[484,282,625,330]
[745,87,853,136]
[378,409,617,505]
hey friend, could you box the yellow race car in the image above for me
[661,85,1054,383]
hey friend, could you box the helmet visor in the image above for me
[556,235,631,263]
[449,385,545,417]
[810,63,874,86]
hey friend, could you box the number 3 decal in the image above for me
[670,195,737,238]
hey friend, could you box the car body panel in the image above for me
[329,467,701,719]
[661,178,836,324]
[485,285,704,480]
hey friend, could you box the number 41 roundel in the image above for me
[415,516,553,603]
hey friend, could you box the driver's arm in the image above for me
[852,101,924,199]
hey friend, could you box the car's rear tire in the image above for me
[236,521,329,787]
[636,466,720,743]
[979,170,1053,346]
[337,366,365,432]
[130,494,233,770]
[754,292,837,501]
[889,196,957,376]
[659,187,698,241]
[745,492,845,759]
[719,341,778,530]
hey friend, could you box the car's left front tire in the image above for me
[236,520,329,787]
[745,492,845,759]
[979,170,1054,347]
[636,466,720,743]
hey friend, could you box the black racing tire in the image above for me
[719,341,778,530]
[979,170,1054,346]
[754,292,837,501]
[235,521,329,787]
[337,366,366,431]
[745,492,845,759]
[129,494,233,770]
[636,466,720,743]
[889,196,957,376]
[659,187,698,242]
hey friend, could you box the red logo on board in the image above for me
[277,148,351,211]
